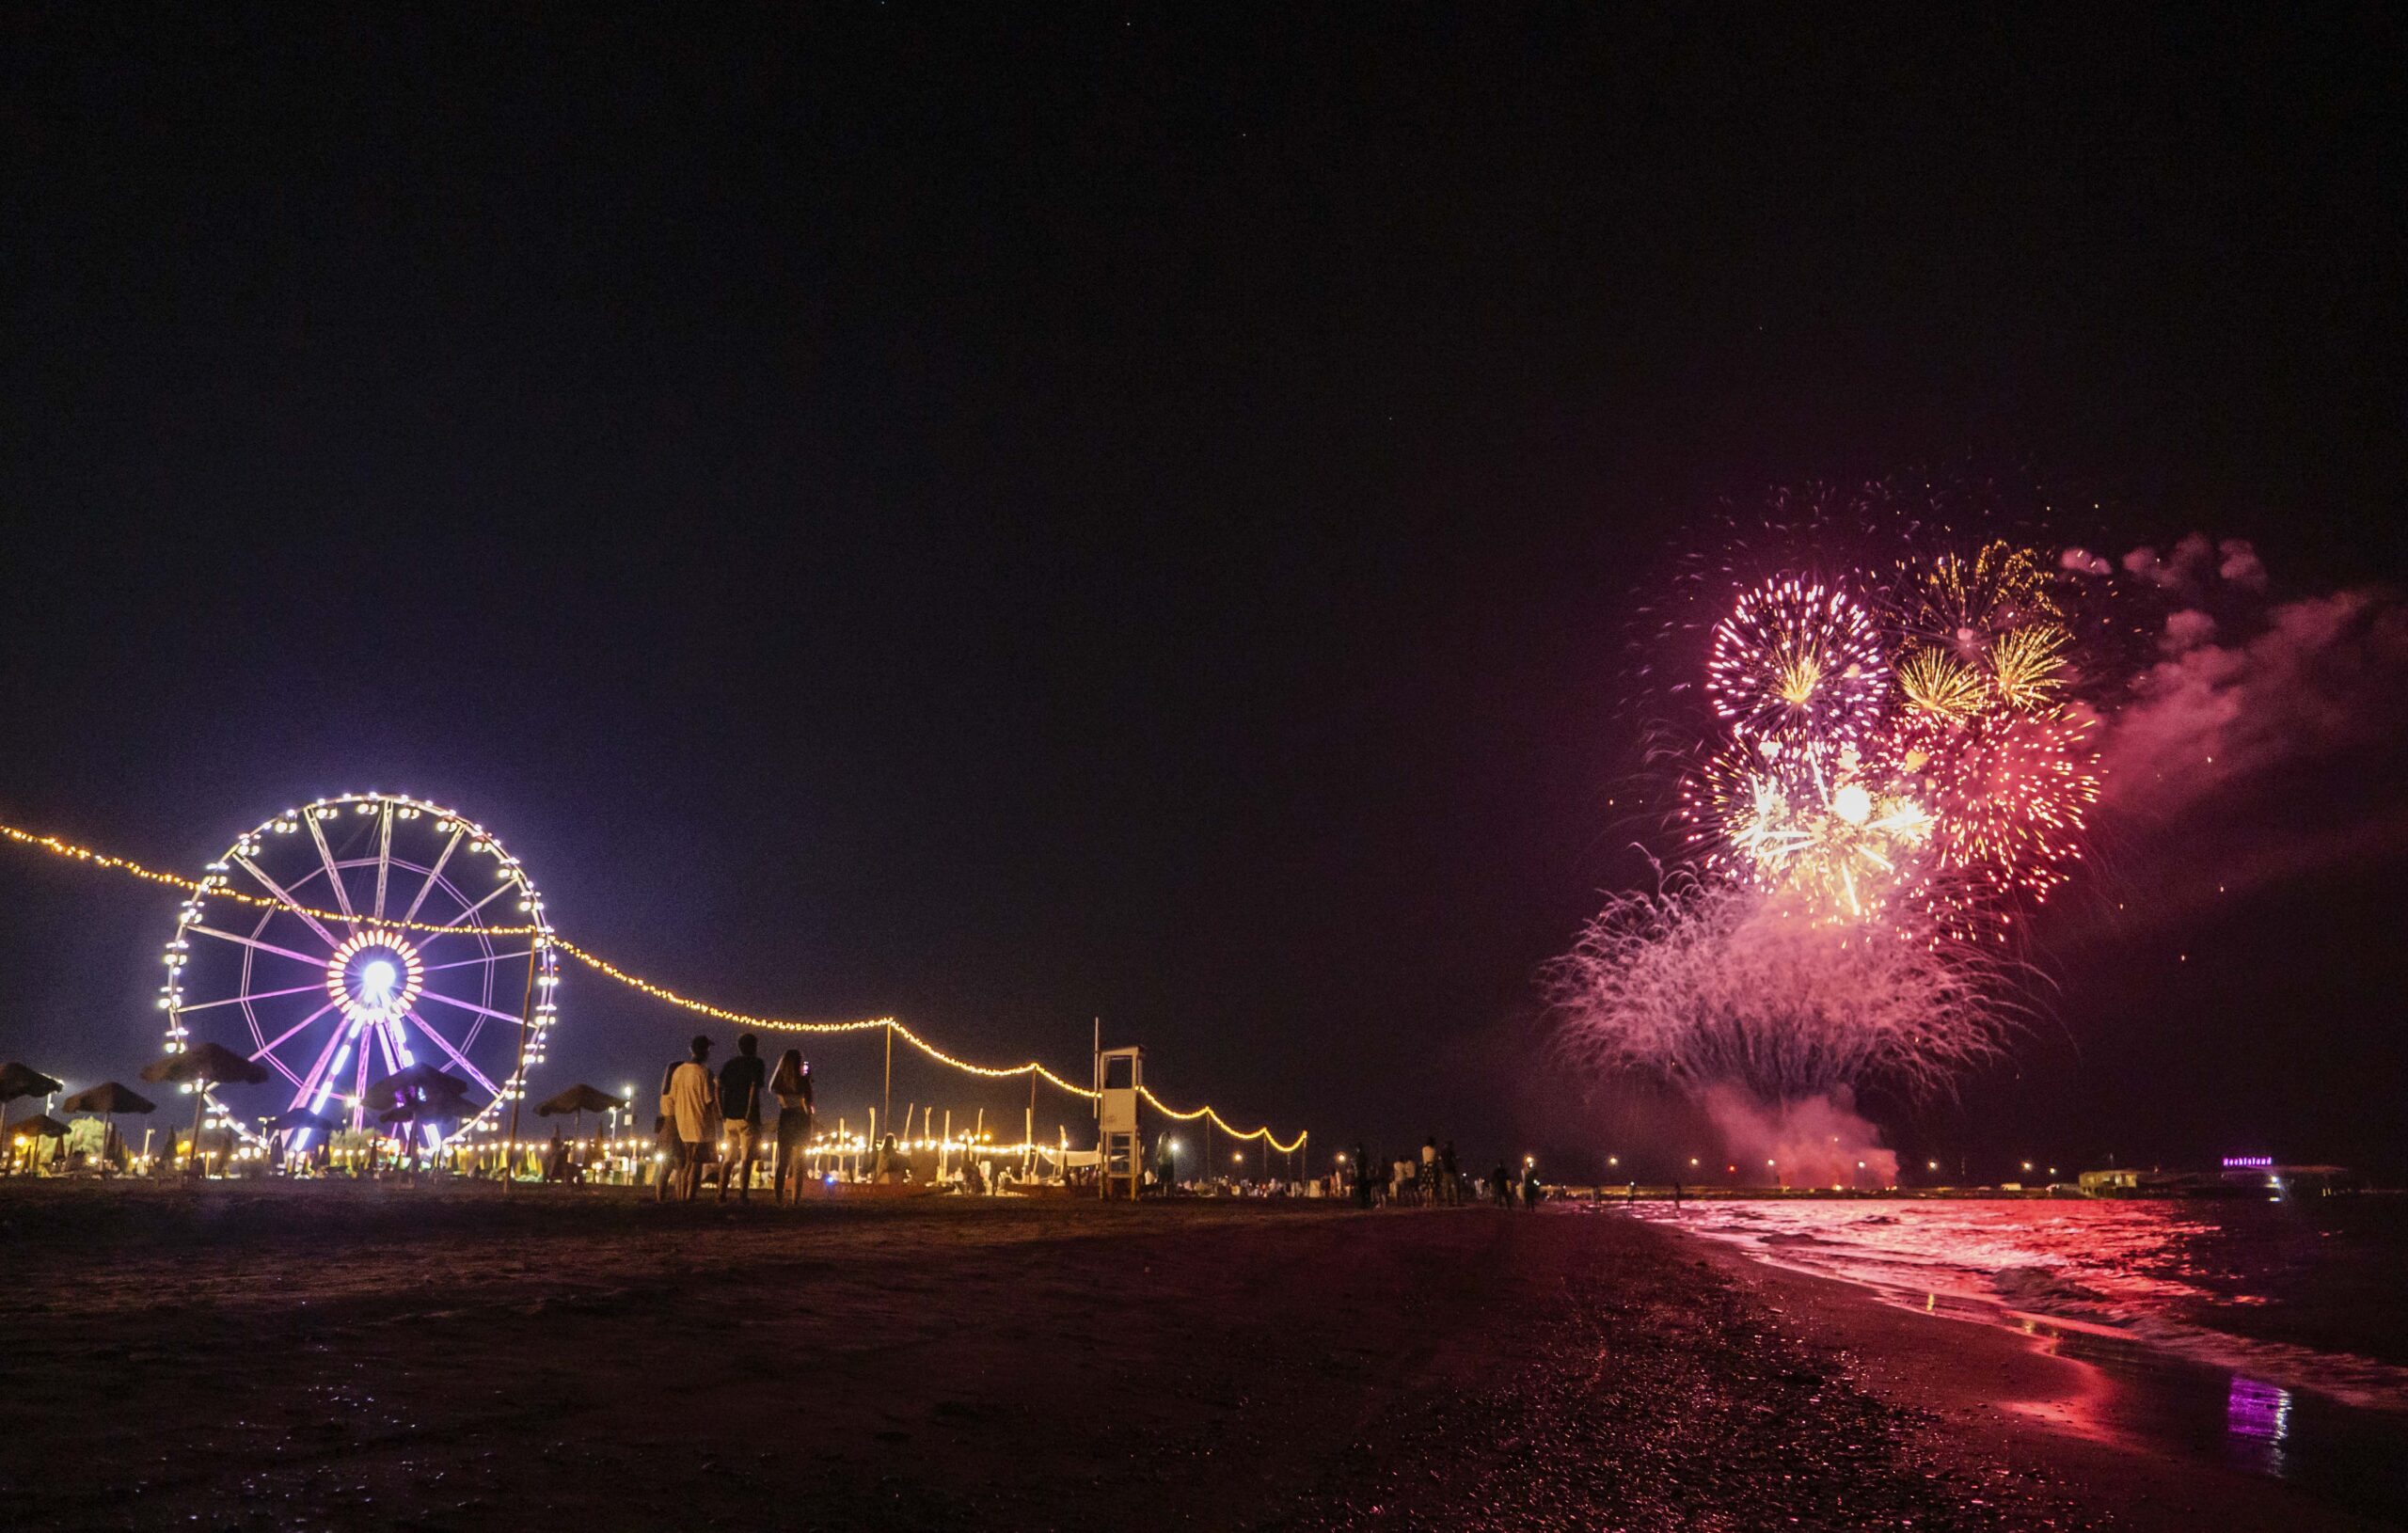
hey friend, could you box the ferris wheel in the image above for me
[160,792,558,1148]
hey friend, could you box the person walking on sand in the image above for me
[665,1034,720,1202]
[1441,1139,1460,1207]
[1490,1162,1512,1209]
[652,1050,689,1203]
[769,1049,815,1205]
[1520,1160,1544,1210]
[717,1033,768,1204]
[1352,1143,1371,1209]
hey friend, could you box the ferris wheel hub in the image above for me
[326,932,424,1021]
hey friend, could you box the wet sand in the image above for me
[0,1181,2385,1530]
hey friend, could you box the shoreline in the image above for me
[1648,1208,2408,1529]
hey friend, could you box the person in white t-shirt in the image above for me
[662,1035,720,1203]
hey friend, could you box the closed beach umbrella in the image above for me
[2,1063,65,1175]
[142,1042,272,1175]
[58,1082,155,1177]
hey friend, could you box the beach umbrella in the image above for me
[141,1042,271,1175]
[0,1062,62,1101]
[535,1084,623,1116]
[535,1084,624,1157]
[363,1062,471,1113]
[58,1082,156,1178]
[266,1105,340,1170]
[0,1063,64,1170]
[7,1112,71,1173]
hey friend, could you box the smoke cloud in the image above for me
[2100,586,2408,817]
[1698,1083,1898,1189]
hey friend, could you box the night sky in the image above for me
[4,9,2402,1177]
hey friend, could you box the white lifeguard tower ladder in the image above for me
[1095,1043,1143,1200]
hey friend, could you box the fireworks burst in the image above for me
[1897,540,2062,660]
[1706,577,1888,753]
[1683,747,1935,924]
[1558,518,2112,1109]
[1896,647,1988,721]
[1988,624,2070,710]
[1913,707,2099,911]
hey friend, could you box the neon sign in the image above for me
[2222,1156,2273,1168]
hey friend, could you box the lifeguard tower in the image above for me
[1095,1044,1143,1200]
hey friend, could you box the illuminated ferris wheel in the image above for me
[160,792,557,1148]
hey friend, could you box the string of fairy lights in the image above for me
[1,819,1308,1153]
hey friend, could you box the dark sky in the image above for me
[3,8,2402,1177]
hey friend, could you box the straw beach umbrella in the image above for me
[57,1082,155,1177]
[7,1112,71,1173]
[536,1083,624,1146]
[268,1105,339,1169]
[2,1063,64,1175]
[141,1042,271,1175]
[365,1064,471,1163]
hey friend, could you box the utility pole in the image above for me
[882,1021,893,1132]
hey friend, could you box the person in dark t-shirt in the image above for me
[716,1033,768,1204]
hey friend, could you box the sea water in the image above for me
[1635,1194,2408,1512]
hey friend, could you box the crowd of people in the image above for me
[1334,1136,1546,1209]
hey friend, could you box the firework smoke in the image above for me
[1544,879,2017,1101]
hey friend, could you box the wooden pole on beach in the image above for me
[882,1022,893,1135]
[505,944,536,1190]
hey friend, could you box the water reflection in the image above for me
[2226,1375,2292,1474]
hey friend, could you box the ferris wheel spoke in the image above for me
[372,802,394,919]
[176,980,326,1013]
[287,1021,349,1113]
[229,854,342,948]
[190,924,327,967]
[401,829,463,926]
[420,988,531,1028]
[248,997,344,1065]
[420,877,517,934]
[302,814,359,926]
[419,949,531,973]
[404,1011,501,1097]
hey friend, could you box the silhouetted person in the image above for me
[718,1033,768,1203]
[769,1049,814,1204]
[1353,1143,1371,1208]
[1490,1162,1512,1208]
[1521,1162,1544,1209]
[1441,1139,1460,1206]
[664,1034,718,1202]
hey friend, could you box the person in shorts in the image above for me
[716,1033,768,1204]
[664,1035,719,1202]
[769,1048,815,1204]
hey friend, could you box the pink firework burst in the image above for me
[1706,577,1889,754]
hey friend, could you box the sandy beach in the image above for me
[0,1182,2389,1531]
